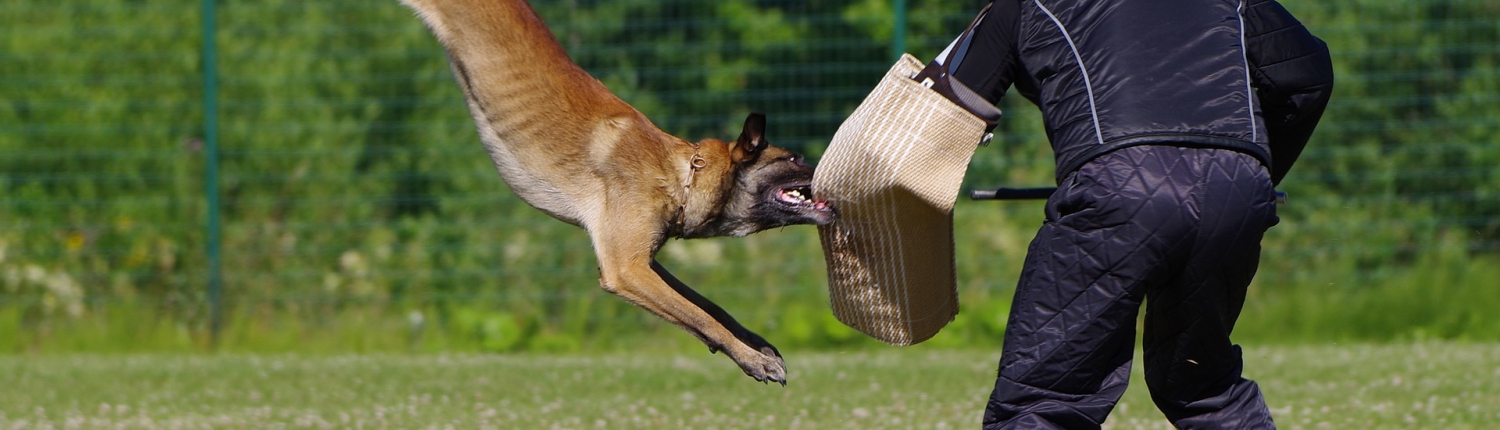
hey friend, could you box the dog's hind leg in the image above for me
[589,229,787,385]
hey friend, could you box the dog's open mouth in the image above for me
[777,185,832,213]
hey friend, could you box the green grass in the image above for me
[2,343,1496,429]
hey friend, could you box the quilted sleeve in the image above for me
[1243,0,1335,185]
[951,0,1025,105]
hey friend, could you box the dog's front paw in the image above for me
[731,346,787,386]
[723,328,785,385]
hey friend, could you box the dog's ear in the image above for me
[731,113,768,158]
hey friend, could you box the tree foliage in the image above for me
[1,0,1497,350]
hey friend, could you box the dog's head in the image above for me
[690,113,835,238]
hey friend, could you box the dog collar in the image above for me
[670,147,708,234]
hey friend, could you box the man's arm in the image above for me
[1243,0,1335,185]
[951,0,1024,105]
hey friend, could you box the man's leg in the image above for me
[981,221,1140,430]
[983,147,1206,429]
[1141,149,1278,429]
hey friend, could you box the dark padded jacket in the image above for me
[953,0,1333,185]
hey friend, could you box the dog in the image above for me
[399,0,835,384]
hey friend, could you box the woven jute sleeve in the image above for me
[813,54,988,346]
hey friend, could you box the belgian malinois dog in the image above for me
[399,0,835,384]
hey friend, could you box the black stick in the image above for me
[969,187,1056,200]
[970,187,1288,205]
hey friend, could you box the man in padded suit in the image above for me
[944,0,1334,428]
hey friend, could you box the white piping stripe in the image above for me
[1033,0,1105,145]
[1236,1,1259,143]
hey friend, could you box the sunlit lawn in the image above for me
[1,343,1496,429]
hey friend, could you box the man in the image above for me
[947,0,1334,428]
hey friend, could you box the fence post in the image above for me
[892,0,908,61]
[201,0,224,346]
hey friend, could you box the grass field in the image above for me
[1,343,1496,429]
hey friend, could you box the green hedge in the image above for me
[2,0,1498,352]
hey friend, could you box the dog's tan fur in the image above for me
[400,0,833,384]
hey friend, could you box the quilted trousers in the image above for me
[982,146,1279,430]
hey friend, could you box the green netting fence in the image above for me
[2,0,1498,352]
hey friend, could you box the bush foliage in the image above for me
[1,0,1498,352]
